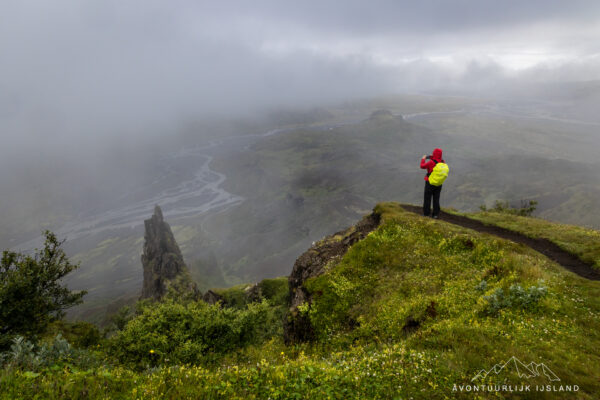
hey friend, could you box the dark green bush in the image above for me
[258,277,289,306]
[45,321,102,348]
[0,231,86,350]
[216,285,250,308]
[109,299,279,367]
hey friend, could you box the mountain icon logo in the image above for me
[472,356,560,382]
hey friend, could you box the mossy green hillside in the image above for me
[302,202,600,395]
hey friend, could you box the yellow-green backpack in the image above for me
[429,161,449,186]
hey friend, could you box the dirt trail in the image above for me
[401,204,600,281]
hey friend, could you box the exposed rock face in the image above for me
[244,283,262,303]
[140,206,198,300]
[202,290,223,305]
[284,209,381,343]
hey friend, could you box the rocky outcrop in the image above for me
[284,209,382,343]
[202,290,223,305]
[140,205,198,300]
[244,283,262,303]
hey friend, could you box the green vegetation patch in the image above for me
[461,210,600,270]
[3,203,600,398]
[109,300,281,368]
[299,202,600,396]
[0,343,457,400]
[212,277,289,309]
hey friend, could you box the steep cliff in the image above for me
[284,209,381,343]
[140,206,198,300]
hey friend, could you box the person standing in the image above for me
[420,148,448,219]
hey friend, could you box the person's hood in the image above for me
[432,148,443,161]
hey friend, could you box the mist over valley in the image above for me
[3,91,599,321]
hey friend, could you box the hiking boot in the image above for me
[432,215,439,219]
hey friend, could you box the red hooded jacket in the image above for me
[420,148,444,182]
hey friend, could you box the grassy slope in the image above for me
[3,202,600,399]
[302,202,600,397]
[454,210,600,270]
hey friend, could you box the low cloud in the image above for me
[1,0,599,164]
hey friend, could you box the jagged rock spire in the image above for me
[153,204,163,221]
[140,205,197,300]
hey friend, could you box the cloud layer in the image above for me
[1,0,599,158]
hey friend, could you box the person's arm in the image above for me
[420,155,431,169]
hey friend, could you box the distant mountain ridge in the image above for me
[472,356,560,382]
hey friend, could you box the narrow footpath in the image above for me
[401,204,600,281]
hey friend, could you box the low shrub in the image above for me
[44,320,102,348]
[481,282,548,315]
[109,299,280,368]
[480,199,538,216]
[258,277,289,306]
[0,334,99,372]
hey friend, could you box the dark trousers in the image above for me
[423,181,442,217]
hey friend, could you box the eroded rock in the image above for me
[140,205,198,300]
[284,209,381,343]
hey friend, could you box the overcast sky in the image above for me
[1,0,600,158]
